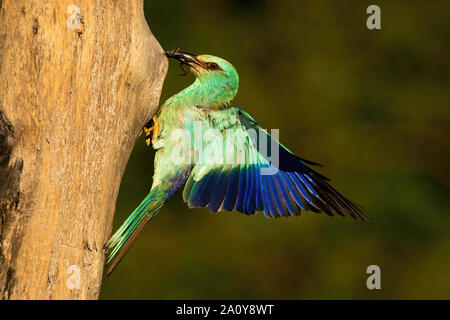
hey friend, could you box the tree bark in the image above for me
[0,0,167,299]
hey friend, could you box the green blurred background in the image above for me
[101,0,450,299]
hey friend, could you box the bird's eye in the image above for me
[206,62,220,70]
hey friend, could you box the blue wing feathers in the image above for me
[246,165,257,214]
[208,167,230,212]
[285,172,307,210]
[296,173,320,198]
[197,170,219,207]
[259,168,271,217]
[222,167,239,211]
[236,164,248,213]
[264,174,281,218]
[188,179,201,207]
[290,172,315,207]
[183,175,195,203]
[277,172,298,216]
[271,174,290,217]
[255,166,264,211]
[242,165,253,214]
[182,108,367,221]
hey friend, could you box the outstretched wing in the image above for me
[182,107,367,220]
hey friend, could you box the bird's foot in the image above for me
[143,116,159,147]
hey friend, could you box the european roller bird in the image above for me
[105,49,367,275]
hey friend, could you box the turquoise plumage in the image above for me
[105,49,367,275]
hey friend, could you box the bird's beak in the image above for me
[165,49,203,69]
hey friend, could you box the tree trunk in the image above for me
[0,0,167,299]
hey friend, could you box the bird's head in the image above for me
[165,49,239,108]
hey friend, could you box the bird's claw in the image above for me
[143,116,159,147]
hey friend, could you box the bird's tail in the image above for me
[105,190,165,276]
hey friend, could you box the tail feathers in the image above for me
[105,192,165,276]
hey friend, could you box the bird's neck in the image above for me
[166,77,238,109]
